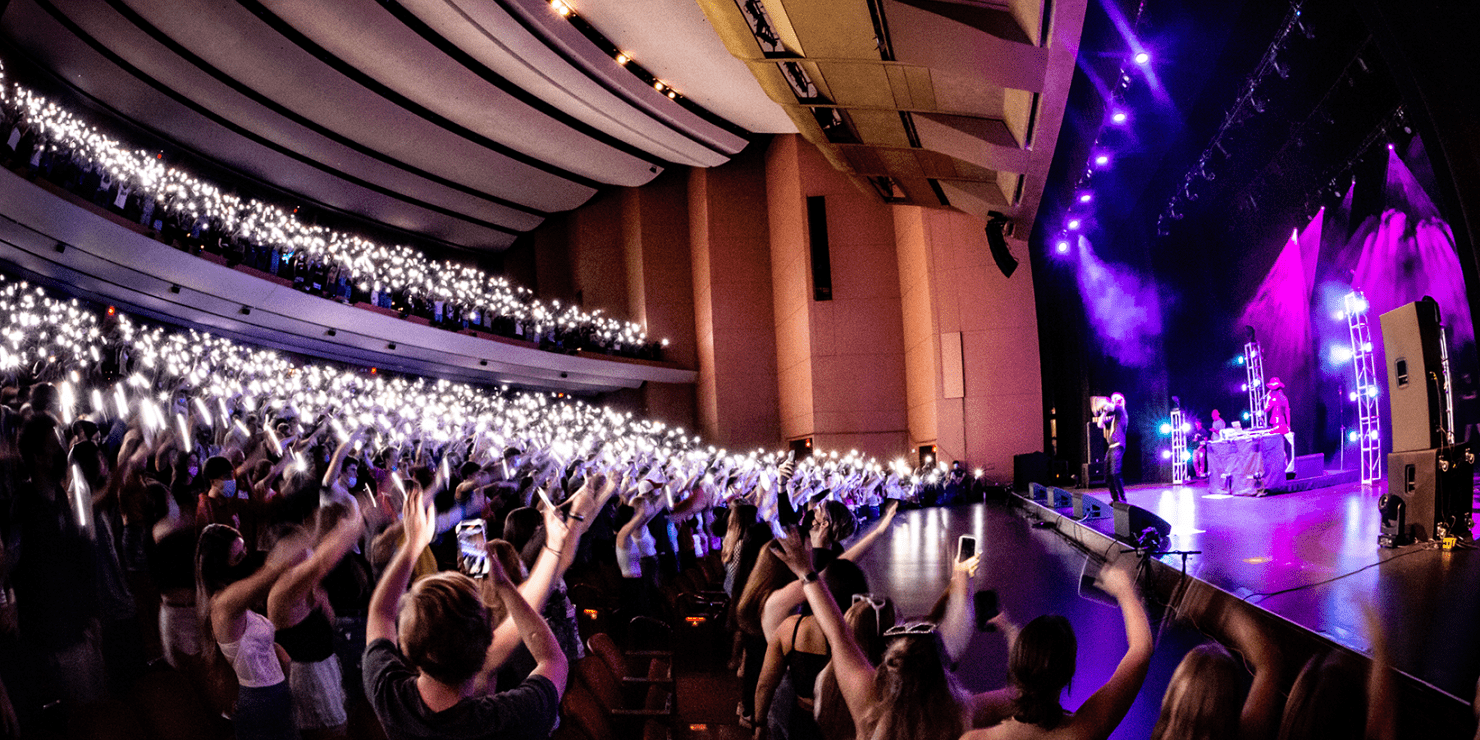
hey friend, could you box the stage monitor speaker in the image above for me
[1073,491,1109,519]
[1028,481,1048,503]
[1047,487,1073,508]
[1380,298,1446,452]
[1112,502,1172,547]
[1382,445,1474,545]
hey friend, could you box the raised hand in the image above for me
[402,486,436,553]
[769,525,814,577]
[1098,557,1139,601]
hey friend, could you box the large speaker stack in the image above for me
[1378,298,1474,547]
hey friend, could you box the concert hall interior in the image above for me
[0,0,1478,738]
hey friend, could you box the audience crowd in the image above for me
[0,273,1454,740]
[0,61,663,359]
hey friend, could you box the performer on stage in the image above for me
[1094,393,1129,503]
[1209,409,1226,440]
[1264,377,1293,473]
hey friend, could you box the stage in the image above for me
[1051,478,1480,707]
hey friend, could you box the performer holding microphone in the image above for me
[1093,393,1129,503]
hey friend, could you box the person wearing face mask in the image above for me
[197,455,243,531]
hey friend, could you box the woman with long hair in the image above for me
[769,527,967,740]
[196,522,305,740]
[754,559,870,740]
[735,547,797,729]
[964,557,1152,740]
[813,594,897,740]
[266,500,364,739]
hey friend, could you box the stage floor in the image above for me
[1100,479,1480,702]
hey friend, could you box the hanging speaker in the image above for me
[985,212,1017,278]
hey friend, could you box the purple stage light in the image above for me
[1241,410,1251,420]
[1240,383,1248,391]
[1056,240,1071,254]
[1111,111,1128,124]
[1159,422,1172,435]
[1134,51,1150,65]
[1160,449,1172,460]
[1349,391,1358,401]
[1080,194,1093,203]
[1094,155,1110,166]
[1068,219,1081,230]
[1235,355,1245,365]
[1330,345,1354,364]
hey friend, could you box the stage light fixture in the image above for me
[615,53,630,65]
[1094,155,1109,166]
[1241,383,1248,391]
[654,81,665,91]
[1111,111,1128,124]
[1330,345,1354,364]
[1349,391,1359,401]
[1242,411,1251,420]
[1366,385,1379,398]
[1161,450,1172,460]
[1055,240,1070,254]
[551,0,571,15]
[1333,310,1346,320]
[1079,194,1092,203]
[1134,51,1150,65]
[1067,219,1081,230]
[1236,355,1246,365]
[1160,423,1172,435]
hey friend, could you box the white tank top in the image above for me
[617,536,643,578]
[218,610,286,688]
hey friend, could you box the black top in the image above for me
[362,638,558,740]
[785,616,830,700]
[276,606,336,663]
[149,526,197,592]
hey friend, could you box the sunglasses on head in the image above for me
[883,620,936,637]
[852,593,887,633]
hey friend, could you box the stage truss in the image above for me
[1170,407,1188,484]
[1245,339,1268,429]
[1345,291,1382,484]
[1440,324,1456,444]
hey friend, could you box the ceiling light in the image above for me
[666,91,677,99]
[551,0,571,16]
[1111,111,1127,124]
[1079,194,1092,203]
[1094,155,1109,166]
[653,81,665,91]
[1056,240,1070,254]
[615,53,630,65]
[1067,219,1081,230]
[1134,51,1150,64]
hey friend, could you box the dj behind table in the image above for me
[1206,428,1287,496]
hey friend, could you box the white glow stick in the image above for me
[176,413,191,453]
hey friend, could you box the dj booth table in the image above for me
[1207,432,1286,496]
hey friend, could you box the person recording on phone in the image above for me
[1094,393,1129,504]
[363,485,567,740]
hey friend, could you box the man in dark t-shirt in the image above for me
[363,486,568,740]
[362,639,556,740]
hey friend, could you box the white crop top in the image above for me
[218,609,286,688]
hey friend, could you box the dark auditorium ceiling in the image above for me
[0,0,1075,252]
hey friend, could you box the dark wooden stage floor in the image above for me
[847,487,1479,738]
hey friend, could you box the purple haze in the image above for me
[1074,235,1163,367]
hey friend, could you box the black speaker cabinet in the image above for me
[1381,445,1474,545]
[1380,298,1446,453]
[1112,502,1171,548]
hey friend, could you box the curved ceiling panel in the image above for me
[397,0,736,166]
[249,0,666,187]
[501,0,749,155]
[545,0,797,135]
[0,0,782,253]
[113,0,597,209]
[2,0,526,249]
